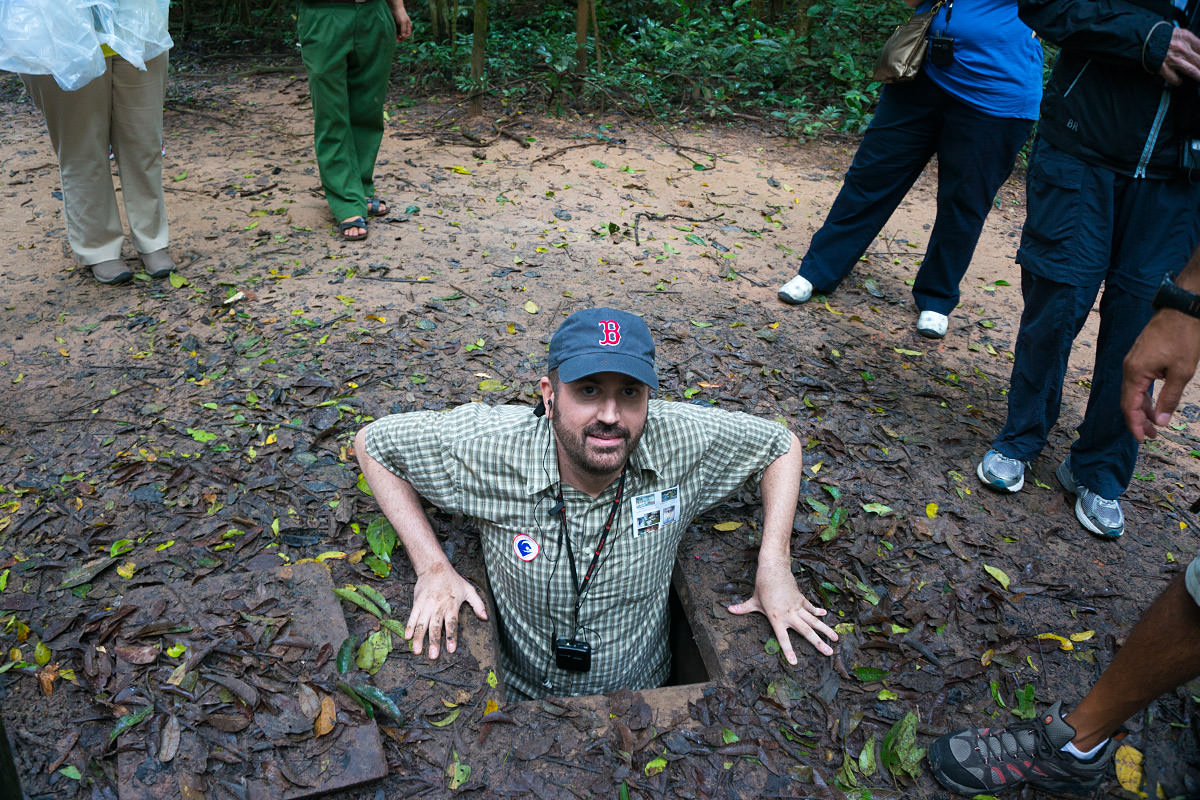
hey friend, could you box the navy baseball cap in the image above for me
[548,308,658,389]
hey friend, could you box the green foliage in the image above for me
[170,0,917,132]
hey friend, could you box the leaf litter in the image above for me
[0,64,1199,799]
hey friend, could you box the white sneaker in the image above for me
[916,310,948,339]
[777,274,813,305]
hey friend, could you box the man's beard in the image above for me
[552,417,643,478]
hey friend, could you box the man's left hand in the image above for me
[728,560,837,662]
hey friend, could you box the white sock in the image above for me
[1062,739,1108,760]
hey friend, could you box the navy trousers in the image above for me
[993,139,1200,499]
[798,71,1033,314]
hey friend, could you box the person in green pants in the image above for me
[298,0,412,242]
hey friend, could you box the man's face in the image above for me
[548,372,649,481]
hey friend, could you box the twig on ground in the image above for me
[632,211,723,245]
[531,139,624,165]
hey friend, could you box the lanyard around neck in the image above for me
[556,464,627,619]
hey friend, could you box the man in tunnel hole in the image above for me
[354,307,837,699]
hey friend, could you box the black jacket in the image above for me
[1019,0,1193,178]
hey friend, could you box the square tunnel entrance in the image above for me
[473,559,724,706]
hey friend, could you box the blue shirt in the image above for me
[918,0,1043,119]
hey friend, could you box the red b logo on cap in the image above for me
[598,320,621,346]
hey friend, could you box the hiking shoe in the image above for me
[90,259,132,285]
[916,310,948,339]
[929,701,1119,796]
[777,274,813,305]
[1056,458,1124,538]
[139,248,175,278]
[977,449,1025,492]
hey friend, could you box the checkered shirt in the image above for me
[363,399,791,699]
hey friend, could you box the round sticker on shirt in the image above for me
[512,534,540,562]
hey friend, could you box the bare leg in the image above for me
[1066,574,1200,750]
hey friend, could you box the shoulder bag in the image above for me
[872,0,947,83]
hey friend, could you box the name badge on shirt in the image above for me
[631,486,679,538]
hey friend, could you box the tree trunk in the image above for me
[574,0,590,75]
[793,0,814,36]
[469,0,488,116]
[429,0,442,42]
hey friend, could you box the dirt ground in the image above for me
[2,62,1200,800]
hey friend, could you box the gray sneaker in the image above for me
[1056,459,1124,538]
[929,701,1121,796]
[977,449,1025,492]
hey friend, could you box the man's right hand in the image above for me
[405,561,488,660]
[1160,27,1200,85]
[1122,309,1200,442]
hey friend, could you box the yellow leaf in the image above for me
[524,301,539,314]
[824,301,843,316]
[712,521,743,532]
[366,314,386,323]
[1036,632,1074,651]
[810,460,823,474]
[925,502,938,519]
[431,707,461,727]
[314,694,337,737]
[506,323,516,334]
[447,165,473,174]
[264,432,277,445]
[894,348,924,357]
[116,561,137,579]
[58,348,69,358]
[983,564,1010,590]
[316,551,347,562]
[1115,744,1148,798]
[487,669,498,689]
[980,649,993,666]
[1068,630,1095,642]
[484,699,499,716]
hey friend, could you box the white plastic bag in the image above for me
[0,0,105,91]
[0,0,172,90]
[94,0,173,69]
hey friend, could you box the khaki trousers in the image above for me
[22,53,169,265]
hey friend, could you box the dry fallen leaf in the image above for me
[159,714,181,763]
[298,683,321,721]
[38,663,58,696]
[314,694,337,737]
[1115,744,1147,798]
